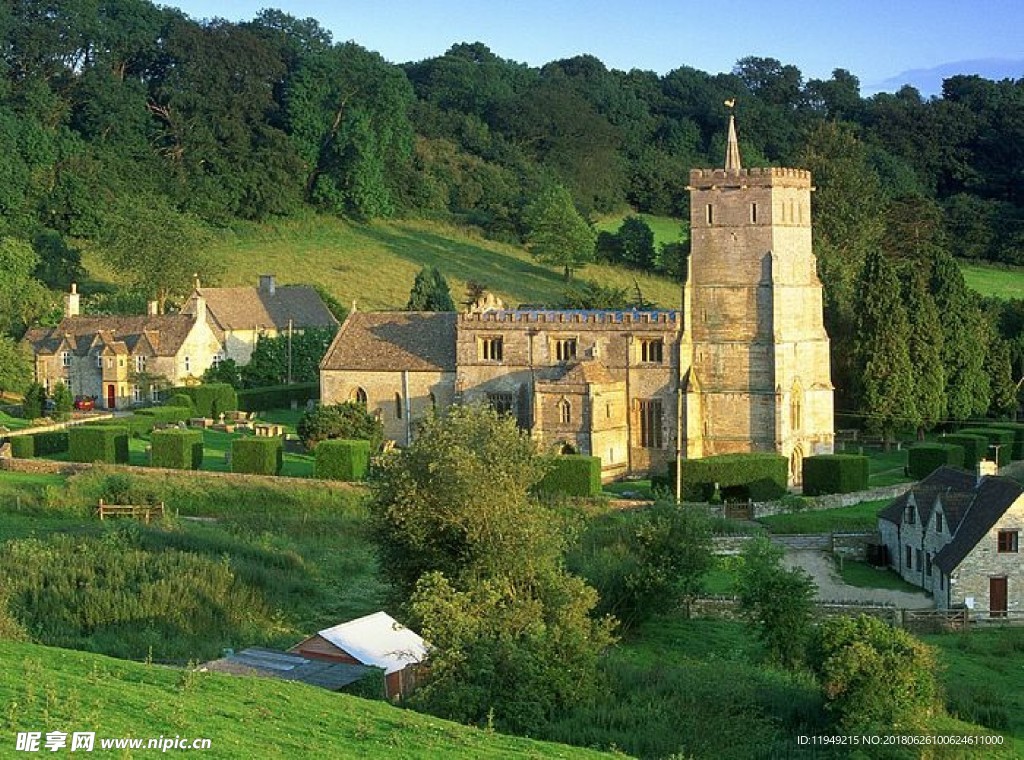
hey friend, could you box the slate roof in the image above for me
[188,285,337,333]
[878,466,1024,574]
[316,612,429,675]
[23,315,196,357]
[320,312,457,373]
[203,647,371,691]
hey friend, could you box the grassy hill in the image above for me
[960,261,1024,300]
[0,640,611,759]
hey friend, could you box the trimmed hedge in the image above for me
[168,393,194,412]
[982,423,1024,461]
[957,427,1013,466]
[940,434,989,470]
[134,406,193,424]
[536,455,602,497]
[314,439,370,481]
[907,444,965,480]
[151,429,204,470]
[87,416,156,437]
[10,436,33,458]
[801,454,869,496]
[168,384,238,417]
[654,453,788,501]
[238,382,319,413]
[69,426,129,464]
[231,437,283,476]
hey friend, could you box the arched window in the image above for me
[395,393,403,419]
[558,399,571,424]
[350,387,367,406]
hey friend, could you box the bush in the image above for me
[231,437,283,476]
[238,382,319,413]
[907,444,966,480]
[298,402,384,451]
[956,427,1012,466]
[536,455,602,497]
[168,394,194,412]
[167,383,237,417]
[32,430,70,456]
[51,380,73,422]
[151,429,204,470]
[22,383,45,420]
[69,426,129,464]
[314,439,370,481]
[654,453,788,501]
[10,436,33,458]
[87,415,156,437]
[801,455,869,496]
[134,406,193,424]
[940,434,989,470]
[982,423,1024,460]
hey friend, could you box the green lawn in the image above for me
[961,261,1024,300]
[0,409,33,430]
[835,558,922,592]
[758,498,890,534]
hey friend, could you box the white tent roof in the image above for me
[317,612,429,675]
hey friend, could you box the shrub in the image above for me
[135,406,193,424]
[298,402,384,451]
[231,437,283,476]
[151,429,204,470]
[982,423,1024,460]
[69,426,129,464]
[168,394,194,412]
[314,439,370,481]
[907,444,965,480]
[801,455,869,496]
[51,380,73,421]
[940,434,989,470]
[654,453,788,501]
[32,430,70,456]
[956,427,1012,466]
[536,455,602,497]
[10,436,33,458]
[237,382,319,413]
[22,382,45,420]
[167,383,237,417]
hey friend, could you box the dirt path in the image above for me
[782,550,933,609]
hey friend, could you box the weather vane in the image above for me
[724,98,736,109]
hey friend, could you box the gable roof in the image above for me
[878,467,977,528]
[935,476,1024,574]
[320,312,457,373]
[315,612,428,675]
[23,315,197,358]
[189,285,337,333]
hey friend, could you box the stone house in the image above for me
[24,275,337,410]
[878,462,1024,615]
[320,115,834,482]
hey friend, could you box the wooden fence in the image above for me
[96,499,165,524]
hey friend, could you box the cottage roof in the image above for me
[320,312,457,373]
[188,284,337,333]
[203,647,371,691]
[878,467,976,527]
[316,612,428,675]
[935,476,1023,574]
[23,315,196,358]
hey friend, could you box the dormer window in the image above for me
[95,353,102,368]
[935,513,943,533]
[904,504,915,524]
[135,355,146,373]
[60,351,71,367]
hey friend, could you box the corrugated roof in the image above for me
[317,612,429,675]
[204,647,371,691]
[188,284,338,332]
[320,312,457,372]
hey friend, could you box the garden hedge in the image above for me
[956,427,1013,466]
[314,439,370,481]
[981,423,1024,460]
[10,436,33,458]
[69,426,129,464]
[151,429,204,470]
[167,383,237,417]
[134,406,193,424]
[939,434,989,470]
[536,455,602,498]
[801,454,869,496]
[231,437,283,476]
[32,430,70,455]
[907,444,966,480]
[168,393,194,412]
[654,453,788,501]
[238,382,319,413]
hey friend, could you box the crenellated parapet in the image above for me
[688,166,812,190]
[458,309,680,328]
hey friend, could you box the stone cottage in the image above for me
[878,462,1024,615]
[320,114,835,483]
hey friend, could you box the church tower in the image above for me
[682,112,833,483]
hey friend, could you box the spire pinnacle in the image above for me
[725,110,742,172]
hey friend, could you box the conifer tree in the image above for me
[903,268,945,437]
[406,266,455,311]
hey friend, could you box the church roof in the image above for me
[559,359,615,385]
[320,312,457,373]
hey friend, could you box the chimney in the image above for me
[147,300,159,316]
[976,459,998,485]
[258,274,276,296]
[192,293,206,324]
[64,283,80,318]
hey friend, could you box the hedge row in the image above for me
[654,453,788,501]
[10,429,71,458]
[981,422,1024,461]
[956,427,1013,466]
[10,436,33,458]
[231,437,282,475]
[167,384,237,417]
[907,444,966,480]
[801,454,869,496]
[238,383,319,413]
[69,426,129,464]
[151,429,204,470]
[939,434,989,470]
[536,455,602,498]
[134,406,193,424]
[314,439,370,481]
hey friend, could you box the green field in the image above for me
[758,499,890,534]
[961,261,1024,300]
[594,213,688,248]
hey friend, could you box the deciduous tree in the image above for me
[523,185,596,280]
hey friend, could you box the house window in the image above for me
[95,353,102,368]
[150,385,160,402]
[940,573,945,590]
[905,545,912,568]
[904,504,915,524]
[935,513,943,533]
[488,392,516,417]
[926,553,933,577]
[478,336,503,362]
[395,393,403,419]
[639,339,664,364]
[212,353,222,367]
[638,399,663,449]
[135,355,146,373]
[915,549,922,571]
[998,530,1019,553]
[552,338,577,362]
[61,351,71,367]
[131,385,142,403]
[106,357,114,369]
[705,204,714,225]
[350,387,367,406]
[558,399,571,424]
[184,356,191,373]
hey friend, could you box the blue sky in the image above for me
[165,0,1024,95]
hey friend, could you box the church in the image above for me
[320,116,834,484]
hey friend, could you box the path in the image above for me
[783,549,933,609]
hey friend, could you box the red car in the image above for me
[74,396,95,411]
